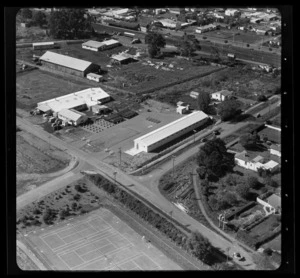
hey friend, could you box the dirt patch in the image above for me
[17,131,72,196]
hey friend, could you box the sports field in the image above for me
[22,207,182,270]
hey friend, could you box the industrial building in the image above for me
[57,109,88,126]
[133,111,210,153]
[37,87,111,114]
[82,39,120,51]
[39,51,100,77]
[32,41,57,50]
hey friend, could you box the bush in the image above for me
[74,184,88,193]
[246,44,250,47]
[269,48,272,51]
[257,95,267,101]
[203,36,207,39]
[73,193,81,201]
[163,181,175,191]
[224,40,228,43]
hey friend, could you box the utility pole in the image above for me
[119,147,122,168]
[113,171,117,184]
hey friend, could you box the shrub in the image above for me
[257,95,267,101]
[246,44,250,47]
[74,184,88,193]
[224,40,228,43]
[203,36,207,39]
[73,193,81,201]
[163,181,175,191]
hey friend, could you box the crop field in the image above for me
[17,178,181,270]
[16,69,88,110]
[106,59,219,94]
[16,130,71,196]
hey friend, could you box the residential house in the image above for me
[235,150,279,172]
[211,90,233,102]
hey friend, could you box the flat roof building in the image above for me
[37,87,111,113]
[82,39,120,51]
[57,109,88,126]
[133,111,210,153]
[39,51,100,77]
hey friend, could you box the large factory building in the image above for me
[133,111,210,153]
[39,51,100,77]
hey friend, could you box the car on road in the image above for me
[233,252,245,261]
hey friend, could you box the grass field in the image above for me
[16,69,88,110]
[19,207,182,270]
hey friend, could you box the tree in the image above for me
[48,9,91,39]
[177,33,201,57]
[187,231,212,263]
[145,32,166,58]
[33,11,47,27]
[257,94,268,101]
[264,177,278,188]
[247,176,260,189]
[218,99,241,121]
[197,138,235,179]
[21,8,32,19]
[236,182,250,199]
[223,192,238,206]
[239,132,260,149]
[197,91,211,113]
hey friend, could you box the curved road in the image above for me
[17,113,258,270]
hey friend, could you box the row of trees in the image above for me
[19,8,47,27]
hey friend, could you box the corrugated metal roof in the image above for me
[40,51,92,72]
[82,40,105,48]
[103,39,119,45]
[111,53,132,61]
[135,111,209,146]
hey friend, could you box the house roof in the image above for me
[266,194,281,209]
[40,51,93,72]
[58,109,85,121]
[263,160,279,170]
[252,155,264,163]
[103,39,119,46]
[134,111,209,147]
[82,40,105,48]
[111,53,133,61]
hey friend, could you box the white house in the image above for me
[211,90,233,101]
[270,144,281,157]
[257,193,281,215]
[235,151,279,172]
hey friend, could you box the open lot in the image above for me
[17,129,72,196]
[19,208,181,270]
[257,126,281,144]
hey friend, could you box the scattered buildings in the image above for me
[211,90,233,101]
[225,8,241,17]
[39,51,100,77]
[195,24,217,33]
[133,111,210,153]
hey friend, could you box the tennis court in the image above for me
[22,208,181,270]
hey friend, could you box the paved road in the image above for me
[17,113,258,270]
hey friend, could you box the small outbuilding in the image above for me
[86,72,104,82]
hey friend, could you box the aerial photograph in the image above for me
[16,6,282,271]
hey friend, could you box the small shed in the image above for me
[86,73,103,82]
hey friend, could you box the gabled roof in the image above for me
[40,51,93,72]
[58,109,85,121]
[263,160,279,170]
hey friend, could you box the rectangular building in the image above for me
[133,111,210,153]
[86,72,104,82]
[39,51,100,77]
[32,42,57,50]
[37,87,111,113]
[57,109,88,126]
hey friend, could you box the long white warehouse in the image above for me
[134,111,210,153]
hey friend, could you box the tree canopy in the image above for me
[197,138,235,179]
[187,231,212,263]
[33,11,47,27]
[20,8,32,19]
[197,91,211,113]
[236,182,250,199]
[218,99,242,121]
[145,32,166,58]
[48,9,91,39]
[177,33,201,57]
[239,132,260,149]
